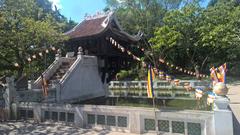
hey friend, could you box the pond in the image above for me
[74,96,212,111]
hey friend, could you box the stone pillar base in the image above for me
[214,96,229,110]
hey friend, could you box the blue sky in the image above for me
[49,0,210,23]
[49,0,106,22]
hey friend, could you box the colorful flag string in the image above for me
[159,58,209,78]
[13,46,58,68]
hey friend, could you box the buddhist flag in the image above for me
[210,67,218,86]
[41,74,48,96]
[218,63,227,83]
[147,65,155,98]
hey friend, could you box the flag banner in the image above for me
[210,63,227,85]
[147,65,155,98]
[210,67,219,86]
[41,74,48,97]
[218,63,227,83]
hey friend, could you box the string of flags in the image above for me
[109,37,209,79]
[159,58,209,78]
[13,46,58,68]
[108,37,141,62]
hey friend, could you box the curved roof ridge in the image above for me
[85,11,113,20]
[64,11,114,37]
[65,11,142,42]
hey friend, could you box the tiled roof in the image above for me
[65,12,142,42]
[65,16,108,39]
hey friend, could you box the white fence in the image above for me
[109,80,210,89]
[108,80,210,99]
[15,102,217,135]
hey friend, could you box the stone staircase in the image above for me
[48,60,74,85]
[29,53,106,103]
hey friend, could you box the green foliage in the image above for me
[105,0,207,76]
[0,0,75,78]
[106,0,240,77]
[149,1,240,75]
[105,0,168,37]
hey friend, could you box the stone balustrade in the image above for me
[108,80,209,99]
[16,88,57,102]
[14,102,216,135]
[109,80,210,90]
[108,89,195,99]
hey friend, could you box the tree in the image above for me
[0,0,67,78]
[150,1,240,75]
[198,1,240,73]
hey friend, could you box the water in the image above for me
[74,96,212,111]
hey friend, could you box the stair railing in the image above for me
[33,59,62,88]
[59,56,82,85]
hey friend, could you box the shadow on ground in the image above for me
[0,121,112,135]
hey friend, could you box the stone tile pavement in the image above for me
[0,121,141,135]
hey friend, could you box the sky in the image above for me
[49,0,107,22]
[49,0,210,23]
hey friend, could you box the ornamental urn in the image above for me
[213,82,228,96]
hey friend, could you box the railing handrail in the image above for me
[33,59,61,88]
[60,56,81,85]
[109,80,210,89]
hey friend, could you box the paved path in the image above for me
[227,81,240,135]
[0,121,140,135]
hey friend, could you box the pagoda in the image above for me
[65,11,143,83]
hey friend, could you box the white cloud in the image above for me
[49,0,62,10]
